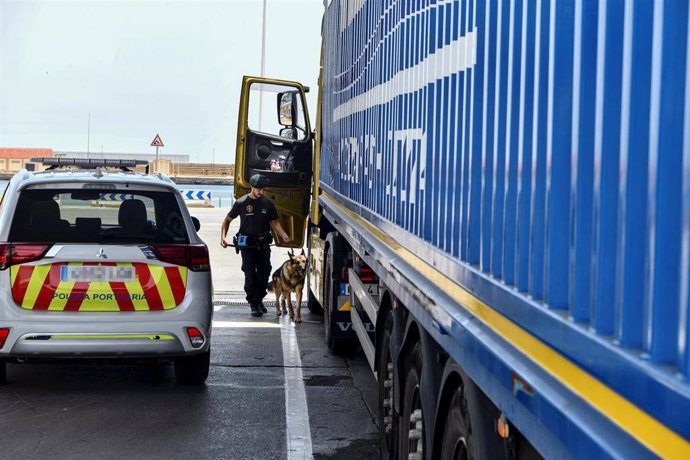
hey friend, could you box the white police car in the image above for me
[0,158,213,384]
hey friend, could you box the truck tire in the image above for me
[0,359,6,385]
[378,311,397,459]
[324,248,351,354]
[439,385,471,459]
[439,369,507,460]
[174,350,210,384]
[400,343,424,460]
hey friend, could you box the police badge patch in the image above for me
[246,205,254,213]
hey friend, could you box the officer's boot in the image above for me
[250,303,263,317]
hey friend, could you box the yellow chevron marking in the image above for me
[10,265,19,287]
[49,263,78,311]
[23,265,50,309]
[49,334,175,341]
[154,266,176,310]
[11,262,185,312]
[127,265,149,311]
[178,266,188,290]
[81,281,119,311]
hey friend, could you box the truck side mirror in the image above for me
[277,91,297,126]
[279,127,297,139]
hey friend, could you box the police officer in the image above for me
[221,174,290,317]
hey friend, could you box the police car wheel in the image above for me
[0,359,6,385]
[174,350,210,384]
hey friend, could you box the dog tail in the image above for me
[267,280,275,292]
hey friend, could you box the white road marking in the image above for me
[281,317,313,459]
[213,320,281,329]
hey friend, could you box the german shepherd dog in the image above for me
[267,249,307,322]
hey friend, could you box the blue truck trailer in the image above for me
[233,0,690,457]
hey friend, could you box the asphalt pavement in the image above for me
[0,207,381,459]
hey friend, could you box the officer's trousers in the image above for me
[240,246,272,306]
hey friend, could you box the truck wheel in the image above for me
[324,248,351,354]
[400,343,424,460]
[439,370,508,460]
[307,287,323,315]
[0,359,6,385]
[174,350,210,384]
[439,385,471,459]
[378,312,397,459]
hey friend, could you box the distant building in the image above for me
[0,148,231,176]
[0,148,53,172]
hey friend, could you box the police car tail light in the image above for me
[150,244,210,272]
[186,327,205,348]
[0,243,52,270]
[0,328,9,349]
[188,244,210,271]
[152,245,187,266]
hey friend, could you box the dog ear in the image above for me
[300,248,305,256]
[288,249,294,259]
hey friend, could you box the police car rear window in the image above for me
[9,189,189,244]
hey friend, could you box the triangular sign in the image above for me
[150,134,164,147]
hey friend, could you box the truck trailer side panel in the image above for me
[318,0,690,457]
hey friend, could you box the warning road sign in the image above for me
[150,134,164,147]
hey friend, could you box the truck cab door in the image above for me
[234,76,313,248]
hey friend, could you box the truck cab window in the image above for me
[248,83,308,141]
[243,82,312,188]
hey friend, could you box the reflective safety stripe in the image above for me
[338,299,351,311]
[47,334,176,341]
[10,262,188,311]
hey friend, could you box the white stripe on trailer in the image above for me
[280,317,313,459]
[332,29,478,122]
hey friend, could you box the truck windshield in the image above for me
[9,188,189,244]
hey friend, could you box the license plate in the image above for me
[60,266,136,283]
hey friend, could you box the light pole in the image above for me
[258,0,267,131]
[260,0,267,79]
[87,112,91,158]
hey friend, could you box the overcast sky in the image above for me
[0,0,324,163]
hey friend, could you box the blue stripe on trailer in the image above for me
[545,0,573,310]
[617,0,653,351]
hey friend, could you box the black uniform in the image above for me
[228,194,279,308]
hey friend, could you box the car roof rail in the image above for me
[30,157,150,173]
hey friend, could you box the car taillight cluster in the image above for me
[0,243,52,270]
[186,327,205,348]
[150,244,210,271]
[0,328,9,349]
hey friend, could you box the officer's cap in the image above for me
[250,174,270,188]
